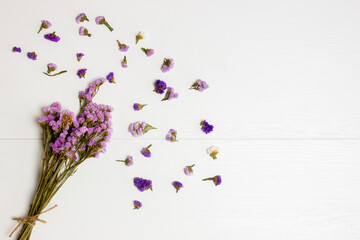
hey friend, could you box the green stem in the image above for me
[104,21,113,32]
[43,70,67,77]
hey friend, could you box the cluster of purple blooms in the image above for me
[128,121,156,137]
[117,40,129,52]
[133,103,146,111]
[12,47,21,53]
[141,145,152,158]
[154,80,167,94]
[76,53,84,62]
[162,87,179,101]
[76,13,89,23]
[166,129,178,142]
[27,52,37,60]
[116,155,134,166]
[77,68,87,78]
[203,175,222,186]
[161,58,174,73]
[172,181,183,193]
[106,72,115,83]
[200,120,214,134]
[141,48,154,57]
[79,78,106,102]
[133,177,152,192]
[133,200,142,209]
[190,79,209,92]
[44,32,61,42]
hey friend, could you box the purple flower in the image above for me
[27,52,37,60]
[121,56,128,68]
[184,164,195,176]
[172,181,183,193]
[133,177,152,192]
[133,103,147,111]
[116,40,129,52]
[12,47,21,53]
[38,20,52,34]
[79,78,106,103]
[76,53,84,62]
[135,31,145,44]
[47,63,57,73]
[76,13,89,23]
[44,32,60,42]
[77,68,87,79]
[161,58,174,73]
[190,79,209,92]
[165,129,178,142]
[106,72,115,83]
[200,120,214,134]
[153,80,167,94]
[161,87,178,101]
[133,200,142,209]
[95,16,113,31]
[203,175,222,186]
[141,48,154,57]
[79,27,91,37]
[141,144,152,158]
[128,121,156,137]
[116,155,133,166]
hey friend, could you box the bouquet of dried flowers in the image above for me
[11,78,113,240]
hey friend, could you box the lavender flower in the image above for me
[128,121,156,137]
[77,68,87,79]
[184,164,195,176]
[133,200,142,209]
[121,56,128,68]
[133,177,152,192]
[27,52,37,60]
[133,103,147,111]
[207,146,219,159]
[95,16,113,31]
[12,47,21,53]
[190,79,209,92]
[76,53,84,62]
[37,20,52,34]
[116,40,129,52]
[172,181,183,193]
[78,78,106,103]
[47,63,57,73]
[166,129,178,142]
[200,120,214,134]
[44,32,60,42]
[203,175,222,186]
[79,27,91,37]
[116,155,133,166]
[135,31,145,44]
[76,13,89,23]
[141,144,152,158]
[141,48,154,57]
[153,80,167,94]
[161,58,174,73]
[161,87,178,101]
[106,72,115,83]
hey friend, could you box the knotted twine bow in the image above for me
[9,204,58,238]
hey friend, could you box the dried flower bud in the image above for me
[77,68,87,79]
[116,40,129,52]
[116,155,134,166]
[161,58,174,73]
[12,47,21,53]
[207,146,219,159]
[76,53,84,62]
[203,175,222,186]
[184,164,195,176]
[27,52,37,60]
[95,16,113,31]
[133,103,147,111]
[47,63,57,73]
[134,177,152,192]
[141,144,152,158]
[166,129,178,142]
[79,27,91,37]
[121,56,128,68]
[133,200,142,209]
[106,72,115,83]
[190,79,209,92]
[141,48,154,57]
[135,31,145,44]
[38,20,52,34]
[76,13,89,23]
[172,181,183,193]
[200,120,214,134]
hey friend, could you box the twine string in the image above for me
[9,204,58,238]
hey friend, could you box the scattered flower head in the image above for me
[106,72,115,83]
[79,27,91,37]
[128,121,156,137]
[38,20,52,34]
[44,32,60,42]
[172,181,183,193]
[184,164,195,176]
[77,68,87,79]
[133,103,147,111]
[153,80,167,94]
[166,129,178,142]
[141,144,152,158]
[203,175,222,186]
[161,87,178,101]
[135,31,145,44]
[121,56,128,68]
[190,79,209,92]
[27,52,37,60]
[116,40,129,52]
[141,48,154,57]
[207,146,219,159]
[47,63,57,73]
[76,53,84,62]
[161,58,174,73]
[133,177,152,192]
[200,120,214,134]
[95,16,113,31]
[76,13,89,23]
[12,47,21,53]
[116,155,134,166]
[133,200,142,209]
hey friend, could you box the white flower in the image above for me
[207,146,220,159]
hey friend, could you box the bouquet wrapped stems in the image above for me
[11,78,113,240]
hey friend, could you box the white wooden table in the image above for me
[1,0,360,239]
